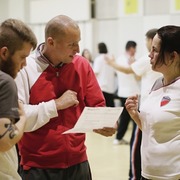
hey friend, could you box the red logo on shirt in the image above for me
[160,96,171,107]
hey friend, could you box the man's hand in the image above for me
[93,127,116,137]
[18,101,26,122]
[104,54,116,66]
[55,90,79,110]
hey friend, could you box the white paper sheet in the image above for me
[63,106,123,134]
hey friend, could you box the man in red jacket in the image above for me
[15,15,115,180]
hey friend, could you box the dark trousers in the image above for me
[141,177,151,180]
[116,97,131,140]
[102,91,115,107]
[129,122,142,180]
[19,161,92,180]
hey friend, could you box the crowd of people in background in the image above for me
[0,14,179,180]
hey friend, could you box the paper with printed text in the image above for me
[63,107,123,134]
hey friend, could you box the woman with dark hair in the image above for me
[93,42,116,107]
[125,25,180,180]
[98,42,108,54]
[82,48,93,66]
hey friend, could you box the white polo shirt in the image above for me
[93,54,116,94]
[116,54,140,98]
[139,77,180,180]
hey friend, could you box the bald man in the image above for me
[15,15,116,180]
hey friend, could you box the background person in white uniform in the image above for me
[93,42,116,107]
[112,41,140,145]
[125,25,180,180]
[106,29,161,103]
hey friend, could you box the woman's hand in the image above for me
[125,95,142,130]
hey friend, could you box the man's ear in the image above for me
[0,47,9,61]
[47,37,54,46]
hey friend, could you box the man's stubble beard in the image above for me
[1,57,16,79]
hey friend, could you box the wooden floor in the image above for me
[85,123,132,180]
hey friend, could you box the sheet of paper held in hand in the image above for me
[63,107,123,134]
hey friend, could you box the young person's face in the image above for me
[149,33,180,76]
[1,42,32,78]
[148,34,170,73]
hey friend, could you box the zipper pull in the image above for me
[56,71,59,77]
